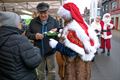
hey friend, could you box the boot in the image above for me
[92,57,95,62]
[107,49,110,56]
[95,51,98,55]
[101,49,105,53]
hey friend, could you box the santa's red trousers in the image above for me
[100,37,111,50]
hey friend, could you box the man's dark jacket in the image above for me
[26,16,60,55]
[0,26,42,80]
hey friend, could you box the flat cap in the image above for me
[36,2,49,12]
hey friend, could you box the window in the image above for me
[97,8,101,16]
[111,2,117,10]
[103,6,105,12]
[105,4,108,11]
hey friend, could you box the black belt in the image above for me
[102,29,111,32]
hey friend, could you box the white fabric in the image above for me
[81,53,95,61]
[64,0,73,4]
[58,29,63,37]
[88,27,100,49]
[91,21,102,35]
[49,39,58,48]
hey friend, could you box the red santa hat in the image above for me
[57,0,100,61]
[57,0,94,46]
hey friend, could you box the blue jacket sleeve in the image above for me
[55,42,77,57]
[18,36,42,69]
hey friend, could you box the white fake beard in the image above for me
[103,18,111,24]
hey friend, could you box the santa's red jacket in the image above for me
[100,20,114,39]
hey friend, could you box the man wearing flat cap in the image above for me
[26,2,60,80]
[36,2,49,12]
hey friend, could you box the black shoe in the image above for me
[107,49,110,56]
[95,51,98,55]
[107,52,110,56]
[92,57,95,62]
[101,49,105,53]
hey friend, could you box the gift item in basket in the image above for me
[44,31,59,38]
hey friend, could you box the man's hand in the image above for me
[35,33,44,40]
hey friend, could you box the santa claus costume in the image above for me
[53,0,100,80]
[100,13,114,56]
[91,16,102,37]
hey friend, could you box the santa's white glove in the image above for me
[81,53,95,61]
[49,39,58,48]
[58,29,63,37]
[84,43,96,54]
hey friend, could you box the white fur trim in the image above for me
[101,35,112,39]
[67,20,90,41]
[64,36,85,56]
[64,0,73,4]
[66,20,98,53]
[81,53,95,61]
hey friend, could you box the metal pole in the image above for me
[59,0,64,27]
[45,59,48,80]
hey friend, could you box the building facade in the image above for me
[101,0,120,30]
[109,0,120,30]
[90,0,102,24]
[101,0,110,16]
[84,7,90,24]
[90,0,98,22]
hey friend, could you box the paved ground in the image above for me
[91,30,120,80]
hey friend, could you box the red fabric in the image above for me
[100,37,111,49]
[110,20,115,29]
[63,3,94,46]
[67,30,84,48]
[63,3,88,34]
[100,20,112,37]
[100,20,112,50]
